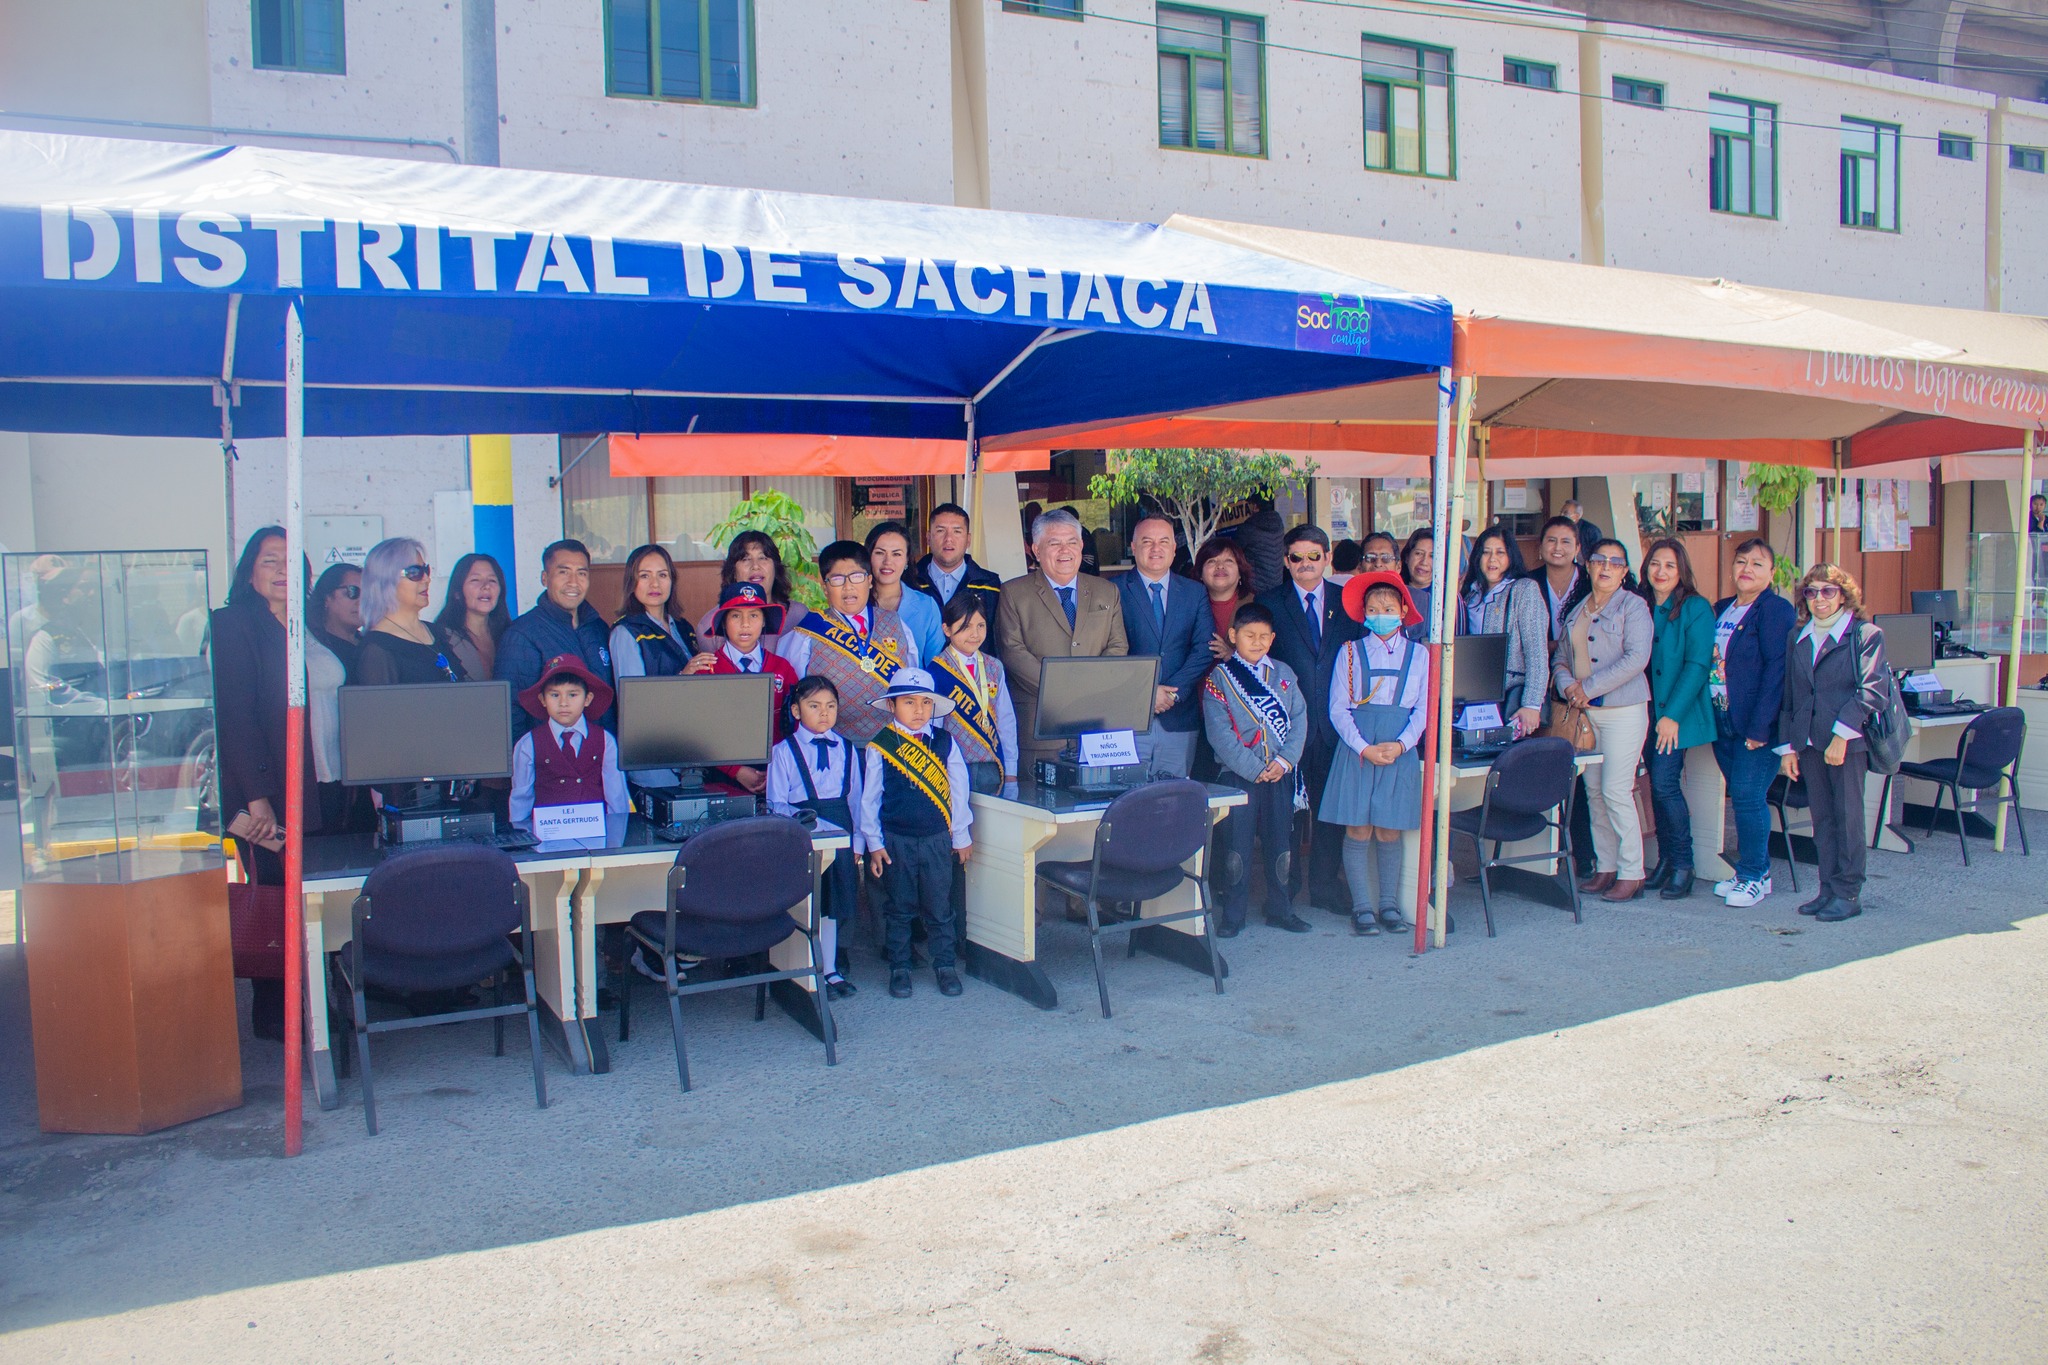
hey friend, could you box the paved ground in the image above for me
[0,828,2043,1362]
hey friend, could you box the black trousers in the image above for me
[882,831,958,970]
[1569,774,1596,875]
[1800,745,1869,903]
[1220,775,1294,929]
[1294,738,1348,909]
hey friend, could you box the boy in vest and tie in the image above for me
[509,655,631,825]
[1201,603,1308,937]
[860,669,973,1000]
[705,581,798,794]
[768,676,863,999]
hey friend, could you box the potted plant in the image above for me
[706,490,827,610]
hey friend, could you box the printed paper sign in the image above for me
[1456,703,1504,731]
[1078,730,1140,767]
[533,801,607,841]
[1902,672,1945,694]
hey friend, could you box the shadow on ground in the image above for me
[0,826,2033,1331]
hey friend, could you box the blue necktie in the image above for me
[1304,591,1322,652]
[1149,581,1166,636]
[739,655,754,671]
[1057,585,1077,630]
[811,737,833,771]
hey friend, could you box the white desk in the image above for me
[1867,711,1993,853]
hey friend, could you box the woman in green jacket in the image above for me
[1639,538,1716,899]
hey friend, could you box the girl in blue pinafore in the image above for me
[1321,571,1429,937]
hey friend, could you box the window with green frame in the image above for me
[1361,36,1454,178]
[1002,0,1082,15]
[252,0,344,74]
[1503,58,1555,90]
[1612,76,1663,108]
[1156,6,1264,157]
[1840,117,1900,231]
[1708,94,1776,218]
[2012,146,2046,173]
[605,0,755,106]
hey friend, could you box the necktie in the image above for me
[1304,592,1322,652]
[1057,585,1077,630]
[1150,581,1166,635]
[563,730,578,758]
[811,737,833,771]
[739,655,754,672]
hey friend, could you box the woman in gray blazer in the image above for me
[1551,538,1654,901]
[1457,527,1549,736]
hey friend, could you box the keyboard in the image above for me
[1455,746,1510,765]
[1909,700,1986,718]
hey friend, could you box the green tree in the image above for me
[1088,447,1320,553]
[1741,463,1816,588]
[707,490,826,611]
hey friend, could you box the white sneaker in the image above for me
[1724,878,1772,908]
[1714,877,1740,897]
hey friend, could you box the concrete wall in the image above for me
[1997,104,2048,315]
[0,0,210,125]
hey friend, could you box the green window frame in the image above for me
[1612,76,1663,108]
[1002,0,1082,16]
[1156,6,1265,157]
[1937,132,1974,160]
[1362,35,1454,178]
[1503,58,1555,91]
[605,0,756,107]
[252,0,345,74]
[2012,146,2047,173]
[1840,117,1901,231]
[1709,94,1777,218]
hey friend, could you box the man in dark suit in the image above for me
[1116,514,1216,778]
[1255,524,1359,923]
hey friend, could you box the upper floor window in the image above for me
[1003,0,1082,15]
[2012,146,2047,173]
[1612,76,1663,108]
[1362,36,1454,178]
[606,0,755,106]
[1840,117,1900,231]
[253,0,344,74]
[1937,132,1974,160]
[1503,58,1555,91]
[1157,6,1265,157]
[1709,95,1776,218]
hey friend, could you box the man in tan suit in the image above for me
[998,508,1129,769]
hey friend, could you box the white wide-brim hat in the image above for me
[869,667,956,717]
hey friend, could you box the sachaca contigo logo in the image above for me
[1294,294,1372,355]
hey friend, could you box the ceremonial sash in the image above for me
[929,651,1001,763]
[790,607,903,683]
[873,726,952,824]
[1222,658,1291,748]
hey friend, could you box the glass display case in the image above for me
[1963,533,2048,656]
[3,550,221,885]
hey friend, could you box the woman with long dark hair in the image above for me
[1400,528,1436,641]
[432,553,511,683]
[1194,536,1255,661]
[610,542,717,789]
[1456,526,1548,736]
[307,562,363,675]
[696,530,795,649]
[1636,538,1715,900]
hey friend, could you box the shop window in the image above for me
[1019,451,1128,569]
[1840,117,1901,231]
[1628,466,1719,537]
[651,475,744,561]
[1158,6,1265,157]
[1709,95,1777,218]
[1612,76,1662,108]
[558,437,646,565]
[1503,58,1555,91]
[605,0,755,106]
[1362,36,1455,178]
[252,0,345,74]
[1371,479,1432,543]
[1490,478,1547,537]
[848,477,929,555]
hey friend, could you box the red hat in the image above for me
[1341,571,1422,629]
[714,580,785,637]
[517,654,615,720]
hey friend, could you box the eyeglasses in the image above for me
[399,564,431,582]
[1587,554,1628,569]
[824,571,872,587]
[1802,584,1843,600]
[337,585,361,600]
[1361,553,1399,568]
[1286,552,1325,566]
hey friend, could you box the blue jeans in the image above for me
[1713,735,1779,881]
[1645,746,1694,868]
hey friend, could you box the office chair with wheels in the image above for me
[1447,737,1580,937]
[337,844,547,1136]
[1875,706,2028,866]
[1035,779,1223,1019]
[618,815,835,1092]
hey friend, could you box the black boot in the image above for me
[1644,857,1675,891]
[1660,867,1695,900]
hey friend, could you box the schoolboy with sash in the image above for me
[859,669,974,1000]
[508,655,631,826]
[1323,572,1428,937]
[777,539,920,749]
[928,591,1018,796]
[1201,602,1309,937]
[767,676,862,999]
[703,580,797,795]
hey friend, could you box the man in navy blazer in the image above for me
[1255,524,1360,916]
[1117,515,1217,778]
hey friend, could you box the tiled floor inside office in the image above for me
[0,823,2035,1332]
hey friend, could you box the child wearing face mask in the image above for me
[1321,573,1430,937]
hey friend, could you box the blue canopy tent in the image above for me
[0,131,1454,1151]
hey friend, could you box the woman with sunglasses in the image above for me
[1776,563,1889,922]
[1551,538,1654,901]
[308,563,363,675]
[1457,526,1548,738]
[1636,538,1715,900]
[303,561,370,834]
[352,538,465,686]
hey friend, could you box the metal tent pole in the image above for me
[2010,429,2037,710]
[283,303,306,1158]
[1412,368,1454,953]
[1432,383,1476,949]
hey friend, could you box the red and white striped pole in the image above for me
[283,301,306,1157]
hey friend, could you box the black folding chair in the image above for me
[1035,779,1223,1019]
[618,815,835,1092]
[1875,706,2029,865]
[336,844,547,1136]
[1768,774,1810,892]
[1447,737,1580,937]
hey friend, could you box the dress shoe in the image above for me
[1602,878,1645,902]
[1349,911,1381,936]
[888,969,913,999]
[1660,868,1695,900]
[1814,899,1862,922]
[1265,911,1313,933]
[1797,893,1833,916]
[1376,907,1409,933]
[1644,858,1675,891]
[935,967,963,997]
[1578,871,1616,895]
[1216,920,1243,939]
[825,973,857,1000]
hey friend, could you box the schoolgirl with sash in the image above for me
[929,591,1018,796]
[767,676,863,999]
[1322,572,1428,936]
[1200,602,1310,937]
[858,669,974,1001]
[777,539,919,749]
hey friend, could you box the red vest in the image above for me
[534,725,606,807]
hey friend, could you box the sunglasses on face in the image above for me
[336,584,361,600]
[1286,552,1325,566]
[399,564,431,582]
[1803,584,1843,600]
[1362,553,1398,568]
[825,571,872,587]
[1587,554,1628,569]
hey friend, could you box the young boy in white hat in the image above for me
[859,667,974,999]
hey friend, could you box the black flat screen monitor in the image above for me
[339,681,512,785]
[1452,633,1507,706]
[1874,613,1935,673]
[1910,589,1959,626]
[615,673,774,770]
[1033,655,1160,740]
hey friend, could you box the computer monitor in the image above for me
[1452,633,1508,706]
[339,681,512,785]
[1033,655,1160,740]
[615,673,774,774]
[1874,613,1935,673]
[1910,589,1959,626]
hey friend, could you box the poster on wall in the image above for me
[1726,463,1759,532]
[1822,479,1860,529]
[307,516,382,572]
[1501,479,1530,512]
[1861,479,1912,553]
